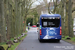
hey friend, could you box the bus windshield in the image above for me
[42,18,60,27]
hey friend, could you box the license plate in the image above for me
[49,36,54,38]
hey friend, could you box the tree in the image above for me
[0,0,6,42]
[5,0,12,40]
[53,0,57,13]
[60,0,65,35]
[23,0,34,32]
[0,0,33,42]
[64,0,69,36]
[68,0,73,37]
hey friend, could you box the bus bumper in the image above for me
[40,35,62,40]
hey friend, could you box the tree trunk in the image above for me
[60,0,65,35]
[53,0,57,14]
[15,0,19,36]
[6,0,12,40]
[0,0,7,42]
[48,2,50,14]
[68,0,73,37]
[64,0,69,36]
[23,16,27,32]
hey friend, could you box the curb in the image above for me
[62,39,75,45]
[15,34,27,50]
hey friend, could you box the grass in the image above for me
[0,42,6,45]
[20,34,27,40]
[1,45,8,50]
[8,34,27,50]
[0,41,8,50]
[71,37,75,42]
[62,36,69,40]
[7,34,22,42]
[25,30,27,33]
[23,30,28,33]
[26,27,28,29]
[0,30,28,50]
[62,36,75,41]
[8,42,20,50]
[62,36,75,45]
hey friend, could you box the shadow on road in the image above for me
[39,40,61,43]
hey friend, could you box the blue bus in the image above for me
[38,14,62,42]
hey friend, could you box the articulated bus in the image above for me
[38,14,62,42]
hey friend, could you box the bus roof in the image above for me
[40,14,61,18]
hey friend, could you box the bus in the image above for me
[38,14,62,42]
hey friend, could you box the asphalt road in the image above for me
[16,27,75,50]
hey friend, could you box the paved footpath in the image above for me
[16,27,75,50]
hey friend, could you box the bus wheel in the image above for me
[39,39,42,42]
[57,40,60,43]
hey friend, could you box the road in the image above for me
[16,27,75,50]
